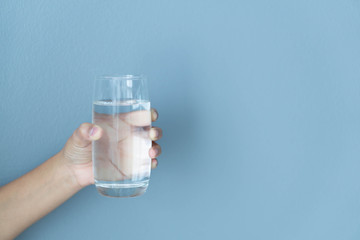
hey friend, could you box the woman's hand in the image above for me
[60,108,162,188]
[0,108,163,240]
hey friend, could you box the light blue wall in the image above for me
[1,0,360,239]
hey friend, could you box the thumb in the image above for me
[72,123,103,148]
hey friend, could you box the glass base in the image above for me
[95,179,149,198]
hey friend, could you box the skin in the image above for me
[93,109,154,181]
[0,108,162,240]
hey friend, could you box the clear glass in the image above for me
[92,75,151,197]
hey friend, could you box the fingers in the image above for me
[149,142,161,169]
[115,108,158,127]
[149,127,162,141]
[151,158,158,169]
[151,108,159,122]
[149,120,161,169]
[72,123,103,148]
[149,142,162,158]
[122,110,151,127]
[150,109,160,169]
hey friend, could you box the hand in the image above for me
[60,108,162,188]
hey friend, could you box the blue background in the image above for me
[1,0,360,239]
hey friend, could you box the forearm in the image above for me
[0,153,82,240]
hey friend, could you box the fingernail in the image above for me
[150,129,158,139]
[151,160,158,168]
[90,126,98,137]
[151,109,158,121]
[150,148,158,158]
[153,148,159,156]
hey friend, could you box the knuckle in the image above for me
[79,123,90,129]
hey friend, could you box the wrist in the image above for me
[58,149,94,188]
[52,152,85,192]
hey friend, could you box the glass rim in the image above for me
[97,74,146,81]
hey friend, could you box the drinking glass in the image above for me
[92,75,151,197]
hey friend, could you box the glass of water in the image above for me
[92,75,151,198]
